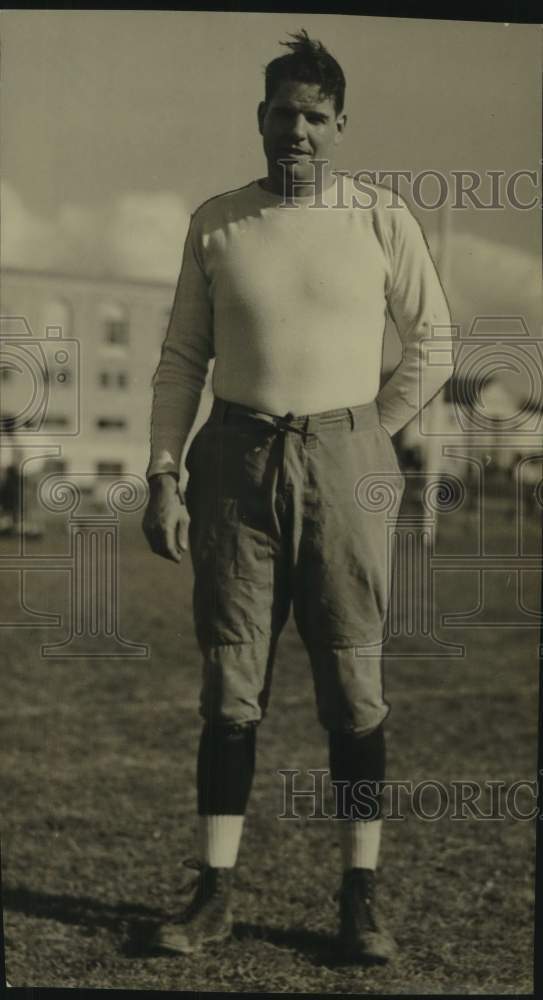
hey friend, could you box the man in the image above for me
[143,30,454,963]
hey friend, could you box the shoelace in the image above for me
[333,884,379,931]
[179,857,232,895]
[179,857,205,896]
[362,897,379,932]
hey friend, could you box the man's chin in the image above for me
[274,160,317,188]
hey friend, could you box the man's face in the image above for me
[258,80,346,192]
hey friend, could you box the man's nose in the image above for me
[288,113,307,139]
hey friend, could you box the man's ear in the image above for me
[257,101,267,135]
[334,113,347,146]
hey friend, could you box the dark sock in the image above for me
[197,721,256,816]
[328,724,386,821]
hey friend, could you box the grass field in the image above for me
[1,496,540,992]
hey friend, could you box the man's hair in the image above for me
[264,29,346,115]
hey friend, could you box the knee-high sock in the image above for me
[329,724,386,871]
[197,722,256,868]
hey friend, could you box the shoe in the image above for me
[338,868,397,964]
[152,860,234,955]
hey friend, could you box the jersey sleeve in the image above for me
[146,213,214,479]
[376,197,455,436]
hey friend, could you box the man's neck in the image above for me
[261,165,337,199]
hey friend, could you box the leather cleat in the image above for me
[337,868,397,964]
[152,861,234,955]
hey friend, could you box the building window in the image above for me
[106,321,128,346]
[96,461,124,475]
[43,298,72,337]
[43,458,67,475]
[98,370,129,389]
[96,417,127,431]
[42,414,69,429]
[99,301,129,346]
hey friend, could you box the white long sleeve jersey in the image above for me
[147,176,454,478]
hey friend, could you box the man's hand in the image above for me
[142,474,189,563]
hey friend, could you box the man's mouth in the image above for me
[278,148,312,160]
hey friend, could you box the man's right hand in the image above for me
[142,474,189,563]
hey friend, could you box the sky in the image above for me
[1,11,541,339]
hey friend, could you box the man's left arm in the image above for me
[376,199,455,436]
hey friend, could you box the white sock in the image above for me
[338,819,382,871]
[198,815,244,868]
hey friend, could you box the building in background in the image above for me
[1,267,540,517]
[0,267,215,493]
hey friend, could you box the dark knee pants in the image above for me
[184,397,405,735]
